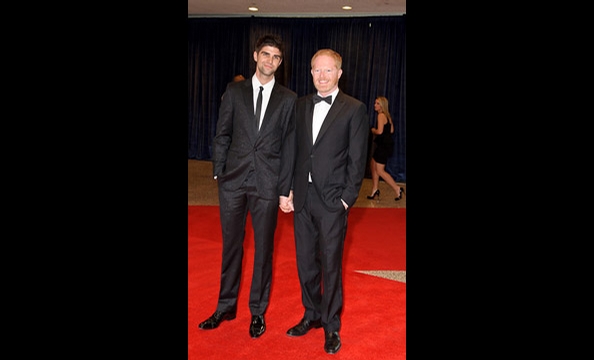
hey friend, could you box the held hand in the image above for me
[287,190,294,212]
[279,195,294,213]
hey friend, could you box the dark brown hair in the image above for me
[255,34,284,59]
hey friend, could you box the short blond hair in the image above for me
[311,49,342,70]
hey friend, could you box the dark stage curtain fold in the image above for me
[188,16,406,182]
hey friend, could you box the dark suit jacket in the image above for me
[293,91,368,212]
[213,79,297,200]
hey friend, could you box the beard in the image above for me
[257,64,276,77]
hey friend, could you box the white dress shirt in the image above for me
[253,76,275,130]
[309,88,340,184]
[312,88,339,143]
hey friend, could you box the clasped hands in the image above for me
[279,190,348,212]
[279,190,294,213]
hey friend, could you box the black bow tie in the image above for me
[313,94,332,105]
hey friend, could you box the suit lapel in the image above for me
[305,95,314,146]
[241,83,258,141]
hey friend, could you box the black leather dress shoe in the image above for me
[286,318,322,336]
[198,310,236,330]
[324,331,341,354]
[249,315,266,338]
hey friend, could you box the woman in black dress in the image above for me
[367,96,404,201]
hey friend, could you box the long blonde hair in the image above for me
[376,96,392,124]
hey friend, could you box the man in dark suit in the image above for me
[284,49,368,354]
[198,34,296,339]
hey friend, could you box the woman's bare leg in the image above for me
[375,162,401,198]
[369,158,380,196]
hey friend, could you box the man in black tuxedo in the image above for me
[198,34,296,339]
[284,49,368,354]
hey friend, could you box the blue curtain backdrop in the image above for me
[188,16,406,182]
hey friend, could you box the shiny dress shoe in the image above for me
[198,310,236,330]
[366,189,380,200]
[395,186,405,201]
[249,315,266,338]
[324,331,341,354]
[286,318,322,336]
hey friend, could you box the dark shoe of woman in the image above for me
[367,189,380,200]
[395,187,405,201]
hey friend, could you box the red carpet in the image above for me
[188,205,406,359]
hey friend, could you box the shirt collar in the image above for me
[252,76,275,92]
